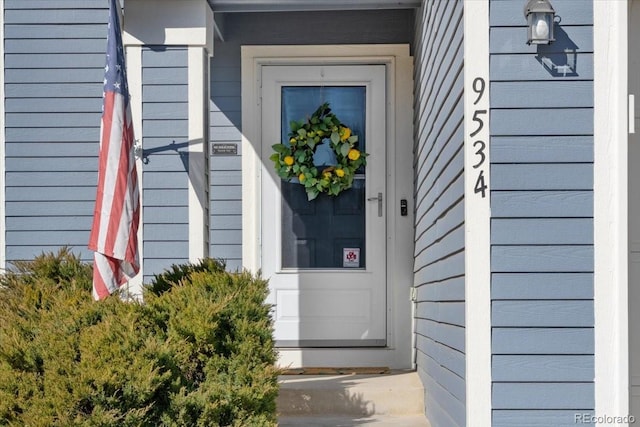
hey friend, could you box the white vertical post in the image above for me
[594,1,629,425]
[126,45,144,297]
[188,46,211,262]
[464,0,492,426]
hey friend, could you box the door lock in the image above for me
[367,192,383,217]
[401,199,408,216]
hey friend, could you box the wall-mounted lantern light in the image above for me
[524,0,555,45]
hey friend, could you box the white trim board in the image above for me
[463,0,492,426]
[126,45,144,298]
[241,44,414,369]
[594,1,629,424]
[188,46,209,263]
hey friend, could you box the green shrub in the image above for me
[0,250,279,426]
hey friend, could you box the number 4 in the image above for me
[474,170,487,198]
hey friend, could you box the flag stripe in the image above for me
[104,102,130,256]
[89,0,140,301]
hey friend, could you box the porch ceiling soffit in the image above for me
[207,0,421,12]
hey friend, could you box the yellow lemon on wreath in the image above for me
[323,171,332,179]
[335,168,345,178]
[339,126,351,141]
[289,137,297,144]
[348,149,361,161]
[298,173,306,182]
[284,155,294,166]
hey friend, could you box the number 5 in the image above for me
[470,110,487,138]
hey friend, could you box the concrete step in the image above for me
[277,371,426,418]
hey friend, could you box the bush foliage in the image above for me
[0,249,279,426]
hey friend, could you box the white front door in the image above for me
[260,64,387,347]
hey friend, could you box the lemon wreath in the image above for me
[270,102,367,201]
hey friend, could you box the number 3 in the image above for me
[473,140,486,169]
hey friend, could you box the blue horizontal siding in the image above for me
[492,300,594,327]
[490,0,594,417]
[4,0,105,10]
[6,201,92,216]
[5,53,105,68]
[6,231,90,246]
[491,218,593,244]
[493,355,594,382]
[5,127,99,141]
[4,24,104,39]
[7,246,94,262]
[490,0,593,27]
[493,383,594,410]
[491,108,593,135]
[491,81,593,108]
[6,98,102,113]
[491,164,593,191]
[490,53,593,81]
[491,245,593,272]
[493,410,595,427]
[141,47,189,281]
[490,26,593,54]
[5,68,104,84]
[5,38,106,53]
[492,190,593,218]
[6,186,95,202]
[4,9,107,24]
[6,157,98,171]
[492,328,594,355]
[5,173,98,191]
[491,136,593,163]
[5,112,102,127]
[6,216,92,231]
[418,347,465,402]
[492,273,593,300]
[143,189,188,206]
[416,334,465,379]
[413,4,465,425]
[416,276,464,302]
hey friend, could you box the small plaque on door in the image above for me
[343,248,360,268]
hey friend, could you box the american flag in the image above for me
[88,0,140,300]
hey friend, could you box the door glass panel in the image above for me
[281,86,366,269]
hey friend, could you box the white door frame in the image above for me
[241,45,414,368]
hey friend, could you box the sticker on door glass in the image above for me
[343,248,361,268]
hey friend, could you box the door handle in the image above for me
[367,192,383,217]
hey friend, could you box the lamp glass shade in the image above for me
[525,0,555,44]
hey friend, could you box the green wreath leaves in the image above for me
[270,102,368,201]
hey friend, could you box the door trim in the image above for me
[241,45,414,368]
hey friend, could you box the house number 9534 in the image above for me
[470,77,488,198]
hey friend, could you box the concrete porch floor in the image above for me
[277,371,431,426]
